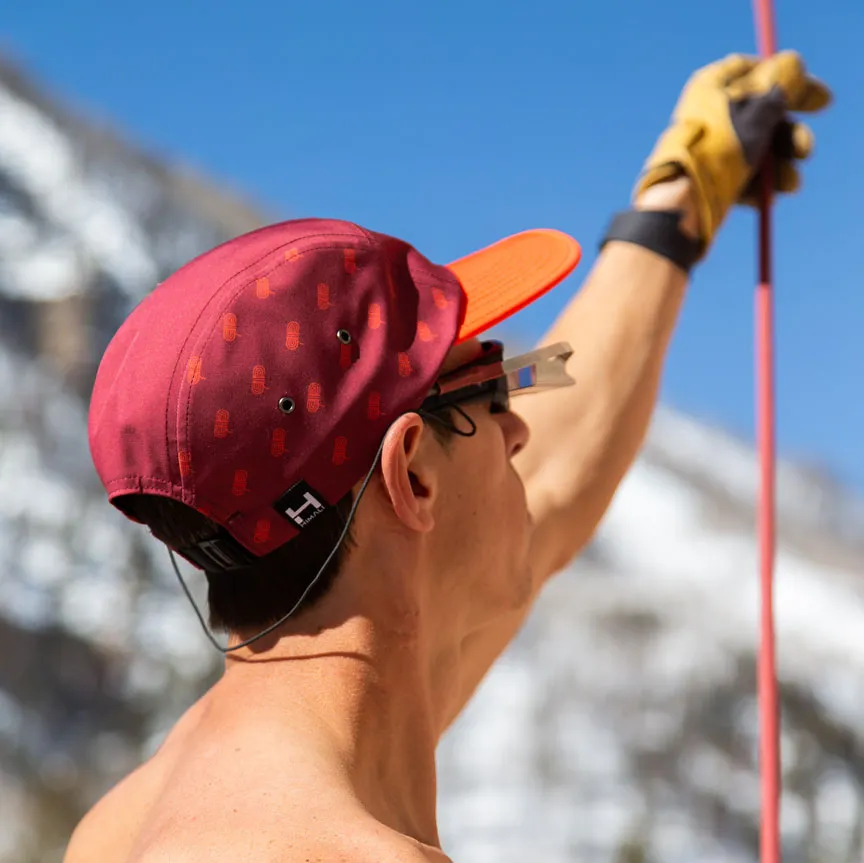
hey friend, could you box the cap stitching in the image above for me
[108,475,175,484]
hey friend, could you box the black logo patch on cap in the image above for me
[274,480,329,529]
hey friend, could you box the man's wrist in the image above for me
[633,176,701,242]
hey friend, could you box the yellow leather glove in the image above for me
[634,51,832,251]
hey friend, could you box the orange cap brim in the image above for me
[445,228,582,345]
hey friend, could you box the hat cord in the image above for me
[168,433,388,654]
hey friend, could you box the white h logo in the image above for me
[285,491,325,526]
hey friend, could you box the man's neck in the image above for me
[212,556,458,849]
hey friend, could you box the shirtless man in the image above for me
[67,52,829,862]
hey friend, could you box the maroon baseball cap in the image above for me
[88,218,580,566]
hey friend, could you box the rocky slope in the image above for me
[1,54,862,863]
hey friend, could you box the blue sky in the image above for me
[3,0,862,491]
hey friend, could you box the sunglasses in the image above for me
[419,340,575,421]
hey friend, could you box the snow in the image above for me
[0,82,157,300]
[649,406,864,545]
[435,420,864,862]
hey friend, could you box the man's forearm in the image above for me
[515,177,701,580]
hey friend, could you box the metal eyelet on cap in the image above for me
[336,329,352,344]
[278,397,296,414]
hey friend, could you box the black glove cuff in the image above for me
[599,209,705,273]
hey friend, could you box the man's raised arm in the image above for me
[447,51,831,728]
[517,50,831,583]
[515,175,698,579]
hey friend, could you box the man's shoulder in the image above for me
[385,849,454,863]
[312,837,454,863]
[412,848,455,863]
[62,773,143,863]
[64,816,453,863]
[325,824,454,863]
[63,692,455,863]
[366,838,454,863]
[64,696,211,862]
[64,778,453,863]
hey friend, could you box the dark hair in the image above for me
[120,491,357,636]
[118,414,456,636]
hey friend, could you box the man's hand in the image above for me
[636,51,832,250]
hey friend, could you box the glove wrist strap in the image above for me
[599,209,705,273]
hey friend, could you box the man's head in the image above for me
[88,218,580,645]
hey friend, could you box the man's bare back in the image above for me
[64,691,451,863]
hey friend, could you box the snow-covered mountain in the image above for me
[1,54,862,863]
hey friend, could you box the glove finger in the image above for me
[774,160,801,194]
[746,51,833,113]
[770,120,814,161]
[694,53,759,86]
[746,50,810,107]
[795,75,833,112]
[789,121,815,159]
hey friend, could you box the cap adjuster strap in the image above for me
[176,531,258,573]
[168,434,389,655]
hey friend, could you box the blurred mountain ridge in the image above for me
[0,52,862,863]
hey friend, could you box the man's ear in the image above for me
[379,413,436,534]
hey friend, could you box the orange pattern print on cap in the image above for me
[255,277,275,299]
[251,365,268,395]
[178,450,192,477]
[270,428,287,457]
[222,313,239,342]
[306,382,323,413]
[214,409,231,438]
[332,436,348,466]
[344,249,356,273]
[367,391,383,420]
[253,519,271,544]
[284,248,301,262]
[285,322,302,351]
[417,321,436,342]
[398,353,413,377]
[187,356,205,385]
[232,469,249,496]
[431,288,451,310]
[317,283,333,310]
[368,303,384,330]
